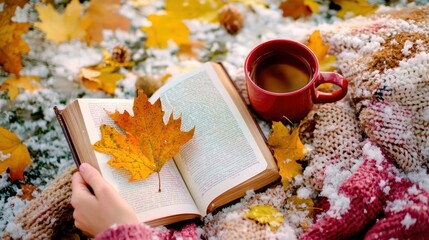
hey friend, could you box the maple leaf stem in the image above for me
[157,172,161,192]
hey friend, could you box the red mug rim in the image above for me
[244,39,320,96]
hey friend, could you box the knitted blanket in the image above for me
[4,5,429,239]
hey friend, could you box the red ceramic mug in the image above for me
[244,39,348,123]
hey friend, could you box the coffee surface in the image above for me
[253,53,311,93]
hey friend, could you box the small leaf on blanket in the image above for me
[245,205,284,231]
[267,121,305,188]
[305,30,336,72]
[288,195,315,218]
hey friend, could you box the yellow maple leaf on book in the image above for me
[93,90,194,192]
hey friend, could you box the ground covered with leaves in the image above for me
[0,0,426,236]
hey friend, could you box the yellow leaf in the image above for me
[279,0,319,19]
[178,40,205,60]
[0,2,30,76]
[0,126,33,181]
[79,49,133,94]
[83,0,130,44]
[141,13,190,48]
[229,0,268,8]
[34,0,91,43]
[93,90,194,191]
[0,75,43,100]
[288,194,314,217]
[305,30,337,72]
[165,0,224,22]
[333,0,378,19]
[267,121,305,188]
[245,205,284,231]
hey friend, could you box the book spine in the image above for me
[53,106,81,168]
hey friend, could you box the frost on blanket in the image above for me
[4,5,429,240]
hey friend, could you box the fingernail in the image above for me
[79,163,88,173]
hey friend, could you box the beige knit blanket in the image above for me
[4,5,428,239]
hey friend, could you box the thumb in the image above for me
[79,163,107,195]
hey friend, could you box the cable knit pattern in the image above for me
[301,141,429,240]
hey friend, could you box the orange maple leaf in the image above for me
[279,0,319,19]
[0,126,33,182]
[178,40,205,60]
[0,2,30,76]
[267,121,305,188]
[83,0,130,44]
[0,75,43,100]
[93,90,194,191]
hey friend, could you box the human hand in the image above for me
[71,163,139,237]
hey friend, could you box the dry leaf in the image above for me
[178,40,205,60]
[279,0,319,19]
[267,121,305,188]
[165,0,224,22]
[333,0,378,19]
[93,90,194,191]
[0,75,43,100]
[18,183,38,200]
[245,205,284,231]
[141,13,190,48]
[83,0,130,44]
[305,30,336,72]
[0,0,28,7]
[288,194,314,217]
[35,0,91,43]
[0,126,33,182]
[0,2,30,76]
[79,49,133,94]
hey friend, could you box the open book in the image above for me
[54,62,279,226]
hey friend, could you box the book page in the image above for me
[150,63,269,214]
[77,99,201,221]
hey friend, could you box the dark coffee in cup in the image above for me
[251,52,312,93]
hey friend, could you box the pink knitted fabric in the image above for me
[300,141,429,240]
[95,223,198,240]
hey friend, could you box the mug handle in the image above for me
[313,72,348,104]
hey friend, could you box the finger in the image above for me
[71,172,92,195]
[78,163,109,195]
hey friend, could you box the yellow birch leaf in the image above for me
[267,121,305,188]
[0,75,43,100]
[0,2,30,76]
[93,90,194,191]
[83,0,130,44]
[333,0,378,19]
[0,126,33,181]
[141,13,190,48]
[165,0,224,22]
[245,205,284,231]
[34,0,91,43]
